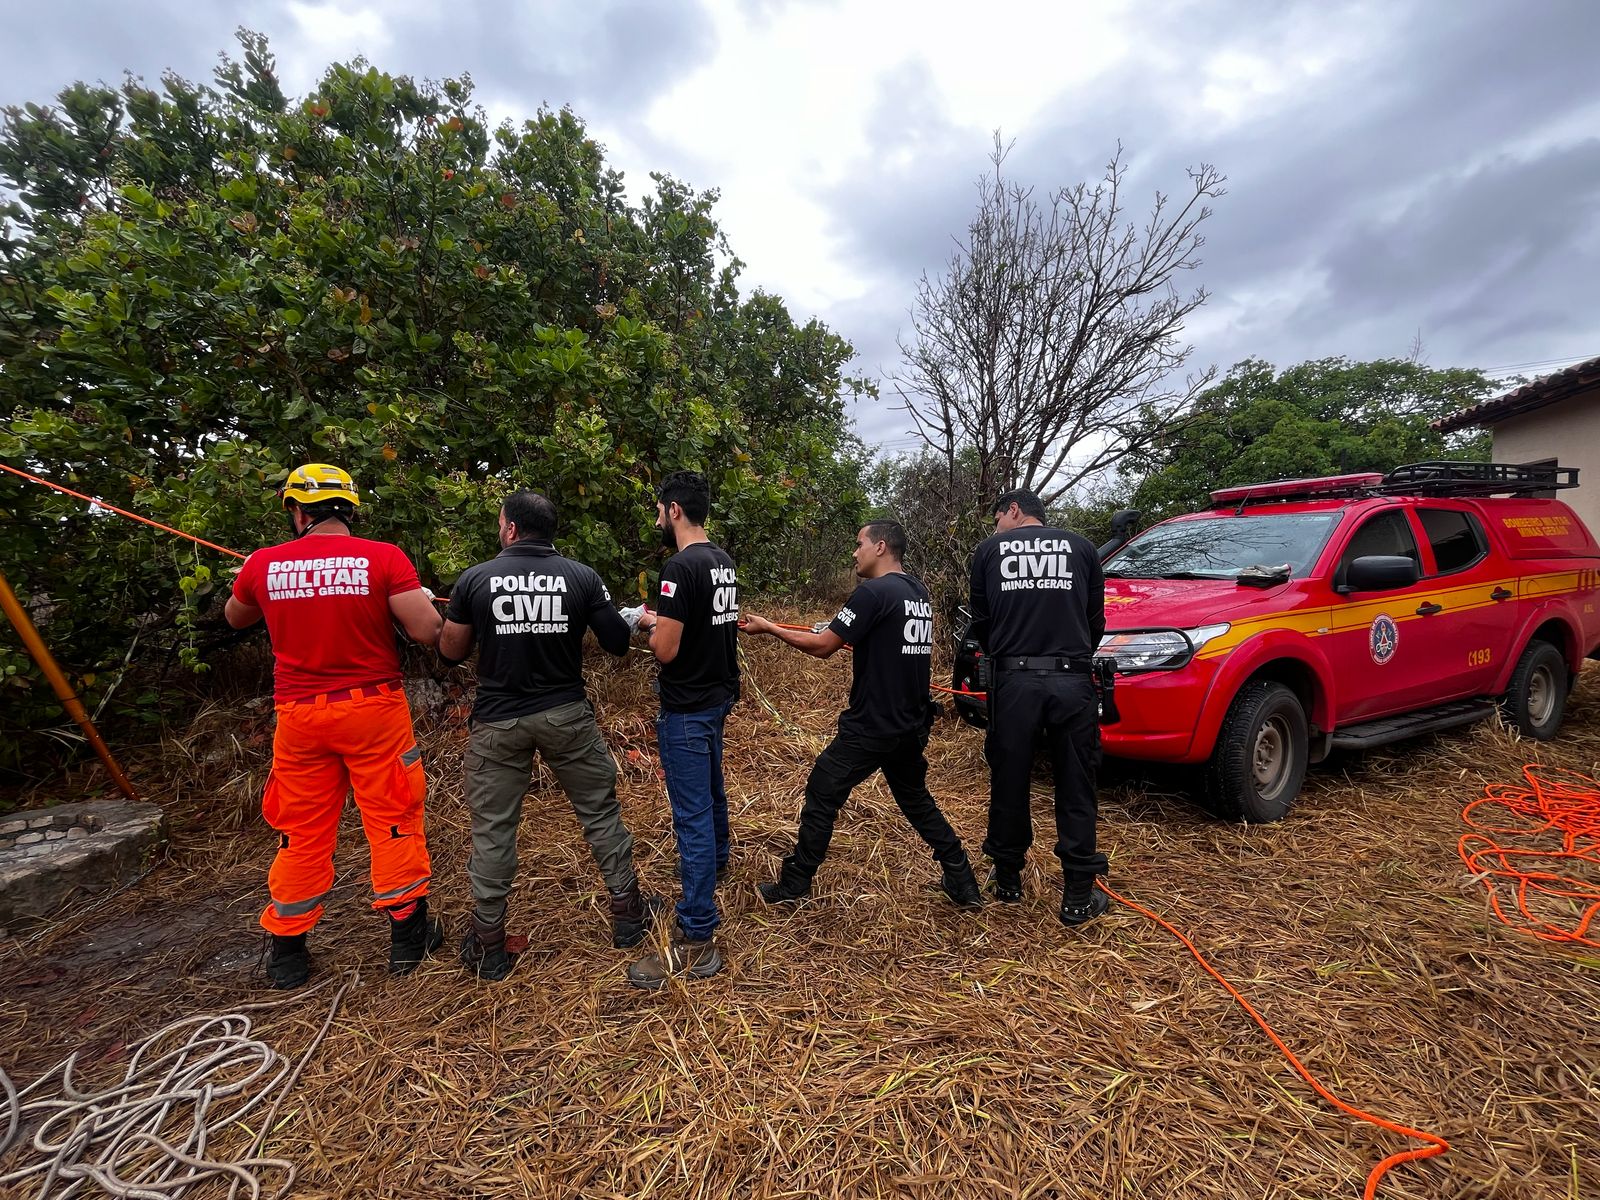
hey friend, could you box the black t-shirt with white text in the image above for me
[655,541,740,713]
[828,572,935,739]
[968,525,1105,659]
[446,541,630,722]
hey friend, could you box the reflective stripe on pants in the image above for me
[259,688,431,936]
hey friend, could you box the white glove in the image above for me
[619,604,646,633]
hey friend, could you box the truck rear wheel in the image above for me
[1203,681,1308,823]
[1500,639,1567,740]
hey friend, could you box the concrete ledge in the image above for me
[0,800,167,933]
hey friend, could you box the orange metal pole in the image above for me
[0,568,141,802]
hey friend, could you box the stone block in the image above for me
[0,800,167,929]
[0,820,25,836]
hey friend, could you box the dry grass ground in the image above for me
[3,618,1598,1199]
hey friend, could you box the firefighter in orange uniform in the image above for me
[226,464,445,988]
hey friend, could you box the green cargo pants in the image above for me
[464,698,635,924]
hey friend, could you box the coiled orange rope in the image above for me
[1458,764,1600,948]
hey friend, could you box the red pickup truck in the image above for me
[953,462,1600,822]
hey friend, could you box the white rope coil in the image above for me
[0,974,351,1199]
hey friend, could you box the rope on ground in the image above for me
[1096,880,1450,1199]
[1458,764,1600,948]
[753,623,1448,1193]
[0,973,354,1199]
[736,641,824,752]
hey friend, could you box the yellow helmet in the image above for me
[279,463,361,508]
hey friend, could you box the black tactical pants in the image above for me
[789,726,965,877]
[982,670,1107,880]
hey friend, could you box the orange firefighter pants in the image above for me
[259,686,431,936]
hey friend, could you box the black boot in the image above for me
[987,862,1023,904]
[609,880,665,949]
[459,911,512,981]
[266,933,310,989]
[388,896,444,975]
[1059,877,1110,927]
[939,853,984,909]
[758,856,812,905]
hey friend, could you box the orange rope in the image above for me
[1097,879,1450,1198]
[764,611,1452,1196]
[769,608,1449,1191]
[1,462,454,605]
[1458,765,1600,948]
[0,462,247,560]
[2,480,1457,1189]
[761,618,989,699]
[930,681,986,699]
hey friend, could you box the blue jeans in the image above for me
[655,699,733,940]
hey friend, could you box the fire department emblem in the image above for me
[1369,614,1399,665]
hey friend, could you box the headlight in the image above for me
[1098,624,1230,672]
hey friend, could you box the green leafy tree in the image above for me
[1124,357,1495,521]
[0,32,868,772]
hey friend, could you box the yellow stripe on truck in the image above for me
[1187,570,1594,661]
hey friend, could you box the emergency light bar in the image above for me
[1209,472,1383,507]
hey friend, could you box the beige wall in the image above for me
[1490,397,1600,536]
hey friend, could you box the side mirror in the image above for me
[1098,510,1142,562]
[1343,555,1419,592]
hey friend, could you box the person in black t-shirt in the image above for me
[968,487,1109,927]
[440,491,664,980]
[740,520,983,909]
[626,471,739,989]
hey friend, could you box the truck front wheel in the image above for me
[1500,639,1568,740]
[1203,681,1308,823]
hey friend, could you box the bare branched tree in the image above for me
[895,136,1226,506]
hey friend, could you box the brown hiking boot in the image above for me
[626,931,723,990]
[609,880,665,949]
[459,911,513,981]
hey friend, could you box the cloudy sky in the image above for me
[3,0,1598,453]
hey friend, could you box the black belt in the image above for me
[996,656,1092,674]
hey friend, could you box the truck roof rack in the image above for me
[1377,460,1579,496]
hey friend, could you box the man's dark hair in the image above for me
[291,498,354,522]
[861,519,908,561]
[502,491,558,541]
[658,470,710,525]
[991,488,1047,522]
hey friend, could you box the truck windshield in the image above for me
[1106,512,1340,580]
